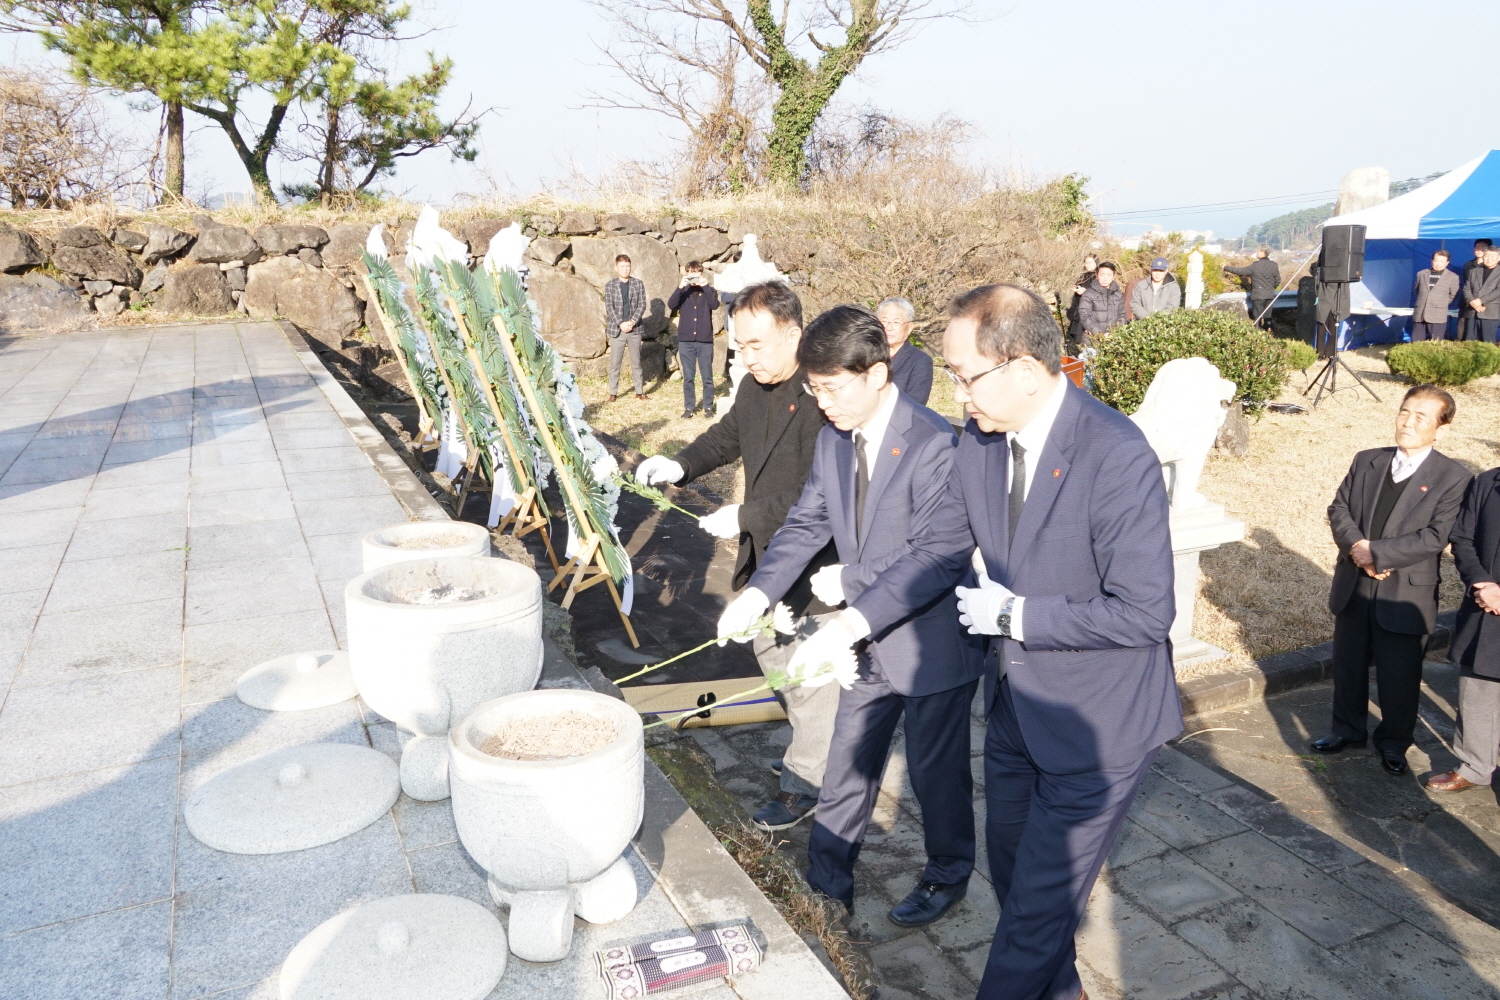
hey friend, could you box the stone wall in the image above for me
[0,210,756,382]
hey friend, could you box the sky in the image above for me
[8,1,1500,239]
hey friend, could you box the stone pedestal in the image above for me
[1168,501,1246,670]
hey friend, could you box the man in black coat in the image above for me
[1428,466,1500,792]
[876,296,934,404]
[635,280,841,828]
[1224,245,1281,330]
[667,260,721,419]
[1312,385,1472,774]
[1458,239,1492,340]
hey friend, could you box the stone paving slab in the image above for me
[0,323,844,1000]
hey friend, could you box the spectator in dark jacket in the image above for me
[1459,239,1492,340]
[1411,250,1460,342]
[1464,245,1500,343]
[1224,245,1281,330]
[1064,254,1098,347]
[1079,261,1126,341]
[876,296,934,404]
[1129,257,1183,319]
[668,260,721,418]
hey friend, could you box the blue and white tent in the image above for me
[1322,150,1500,345]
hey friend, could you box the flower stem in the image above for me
[643,682,773,729]
[613,636,720,686]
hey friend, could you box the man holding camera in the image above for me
[668,260,721,419]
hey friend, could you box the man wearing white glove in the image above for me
[842,284,1179,1000]
[745,305,986,930]
[664,282,841,829]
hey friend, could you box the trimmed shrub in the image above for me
[1282,339,1318,371]
[1387,340,1500,386]
[1090,309,1298,414]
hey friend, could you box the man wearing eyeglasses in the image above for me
[876,296,934,404]
[634,280,842,830]
[784,284,1179,1000]
[718,304,987,927]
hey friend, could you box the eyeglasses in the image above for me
[944,357,1018,389]
[802,373,863,399]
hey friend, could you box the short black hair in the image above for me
[798,305,890,376]
[1403,383,1456,425]
[728,280,802,329]
[685,260,704,272]
[615,254,631,264]
[1475,239,1493,248]
[1434,249,1451,260]
[948,284,1063,375]
[1096,261,1118,274]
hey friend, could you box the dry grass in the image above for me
[1194,346,1500,677]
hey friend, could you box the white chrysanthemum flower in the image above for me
[796,646,860,691]
[772,603,797,636]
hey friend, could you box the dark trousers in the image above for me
[679,340,715,412]
[806,673,978,908]
[1477,318,1500,344]
[1249,298,1275,329]
[1459,309,1476,340]
[977,680,1157,1000]
[1331,589,1427,752]
[1410,321,1447,342]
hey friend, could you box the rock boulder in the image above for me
[527,237,570,267]
[54,225,109,248]
[140,264,169,294]
[672,228,731,265]
[243,256,363,342]
[112,229,149,252]
[189,221,262,265]
[570,234,679,338]
[141,224,193,264]
[158,264,235,315]
[52,244,143,287]
[557,211,599,236]
[528,268,606,359]
[321,223,374,269]
[253,223,329,256]
[0,273,96,333]
[602,213,649,235]
[0,227,45,273]
[461,218,513,258]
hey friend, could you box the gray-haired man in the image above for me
[876,297,934,404]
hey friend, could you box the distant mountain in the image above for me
[1237,172,1449,249]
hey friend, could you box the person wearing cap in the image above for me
[1224,245,1281,330]
[1129,257,1182,319]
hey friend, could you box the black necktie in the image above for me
[1008,437,1026,548]
[854,430,869,543]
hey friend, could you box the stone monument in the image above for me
[1130,358,1247,669]
[1184,249,1204,310]
[1335,166,1391,217]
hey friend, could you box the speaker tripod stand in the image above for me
[1303,317,1380,407]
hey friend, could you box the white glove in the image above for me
[697,503,741,540]
[955,572,1014,635]
[635,455,684,486]
[717,587,769,645]
[786,616,860,689]
[809,564,846,606]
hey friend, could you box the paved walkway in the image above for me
[0,323,842,1000]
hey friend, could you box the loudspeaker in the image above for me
[1322,225,1366,282]
[1296,275,1317,341]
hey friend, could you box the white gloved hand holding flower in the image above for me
[784,616,861,690]
[717,587,768,645]
[635,455,684,486]
[697,503,741,540]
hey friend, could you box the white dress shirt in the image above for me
[852,384,900,479]
[1390,446,1431,483]
[995,374,1070,641]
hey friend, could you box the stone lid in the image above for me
[280,894,507,1000]
[184,744,398,855]
[236,650,356,711]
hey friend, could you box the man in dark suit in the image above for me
[789,284,1180,1000]
[1312,385,1471,774]
[877,296,934,404]
[635,281,840,830]
[719,304,987,926]
[1429,465,1500,792]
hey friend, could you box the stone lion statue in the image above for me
[1129,357,1236,509]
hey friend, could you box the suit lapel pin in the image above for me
[788,403,796,412]
[1420,485,1429,492]
[891,447,900,456]
[1053,469,1060,477]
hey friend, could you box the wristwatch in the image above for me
[997,596,1015,638]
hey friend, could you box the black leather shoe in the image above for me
[752,792,817,831]
[888,880,968,928]
[1309,735,1366,754]
[1380,748,1410,775]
